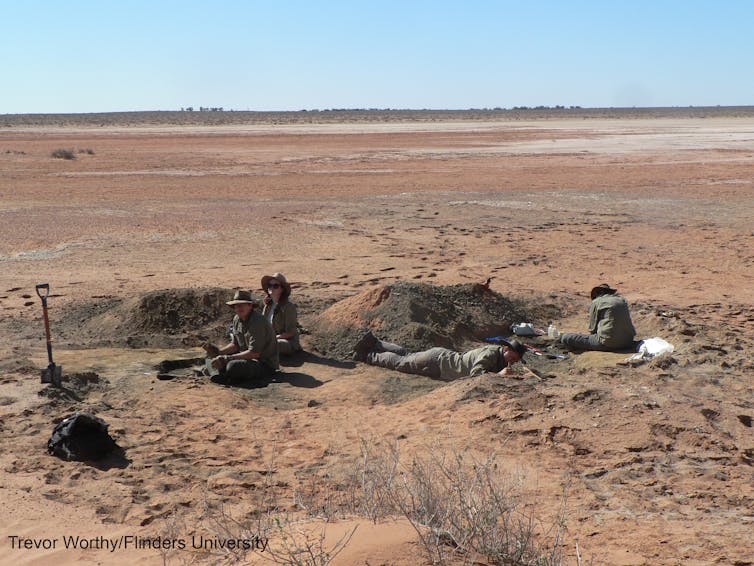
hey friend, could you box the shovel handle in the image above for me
[36,283,50,301]
[36,283,53,364]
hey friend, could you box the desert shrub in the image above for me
[293,439,568,566]
[78,148,95,155]
[263,518,357,566]
[392,447,567,565]
[161,439,566,565]
[51,148,76,160]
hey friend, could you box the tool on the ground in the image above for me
[36,283,62,387]
[524,343,568,360]
[485,335,568,360]
[521,365,543,381]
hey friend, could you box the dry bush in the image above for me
[263,518,357,566]
[78,148,95,155]
[294,438,568,566]
[394,447,567,565]
[160,438,566,565]
[51,148,76,159]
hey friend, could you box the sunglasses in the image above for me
[267,283,282,289]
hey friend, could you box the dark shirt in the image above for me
[231,310,279,369]
[588,294,636,348]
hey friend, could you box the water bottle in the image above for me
[547,324,559,339]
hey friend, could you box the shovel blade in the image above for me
[41,364,63,386]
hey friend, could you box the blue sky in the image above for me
[1,1,752,113]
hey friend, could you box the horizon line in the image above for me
[4,104,754,117]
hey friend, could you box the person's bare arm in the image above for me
[211,344,257,370]
[203,341,236,358]
[223,348,260,361]
[218,342,239,356]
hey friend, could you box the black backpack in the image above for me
[47,413,118,461]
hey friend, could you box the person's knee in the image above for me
[225,360,251,381]
[560,333,592,351]
[277,339,294,356]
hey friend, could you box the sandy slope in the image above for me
[1,114,753,565]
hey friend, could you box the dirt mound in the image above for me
[37,372,110,408]
[58,287,236,348]
[309,282,529,359]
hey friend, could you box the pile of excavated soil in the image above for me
[56,287,236,348]
[308,282,530,359]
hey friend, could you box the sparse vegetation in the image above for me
[51,148,76,160]
[162,437,567,565]
[295,439,568,565]
[78,148,95,155]
[154,439,566,566]
[263,519,358,566]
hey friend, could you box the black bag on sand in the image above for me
[47,413,118,461]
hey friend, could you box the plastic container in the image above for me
[512,323,538,336]
[547,324,559,339]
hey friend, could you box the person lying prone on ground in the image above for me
[353,331,527,380]
[202,290,279,384]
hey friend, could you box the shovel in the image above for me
[36,283,62,387]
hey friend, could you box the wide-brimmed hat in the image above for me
[590,283,618,300]
[499,338,527,361]
[226,290,257,306]
[261,272,291,296]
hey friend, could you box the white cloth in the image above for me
[626,337,674,362]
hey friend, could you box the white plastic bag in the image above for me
[512,323,539,336]
[627,337,674,363]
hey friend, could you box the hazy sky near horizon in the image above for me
[2,0,752,113]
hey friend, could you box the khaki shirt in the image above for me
[437,345,504,380]
[588,294,636,348]
[231,310,279,370]
[262,301,300,350]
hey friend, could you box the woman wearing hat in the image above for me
[261,273,301,356]
[560,284,637,352]
[353,331,526,379]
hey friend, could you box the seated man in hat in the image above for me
[353,331,527,380]
[560,283,637,352]
[202,290,279,384]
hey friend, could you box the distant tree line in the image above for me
[178,106,585,113]
[511,105,582,110]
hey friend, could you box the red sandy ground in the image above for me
[0,114,753,565]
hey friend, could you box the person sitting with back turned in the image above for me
[560,283,637,352]
[353,331,527,380]
[202,290,279,384]
[261,272,302,356]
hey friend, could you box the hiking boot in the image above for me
[353,330,378,362]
